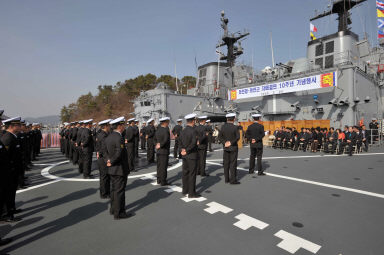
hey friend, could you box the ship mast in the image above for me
[310,0,367,32]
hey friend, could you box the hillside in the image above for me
[60,73,196,122]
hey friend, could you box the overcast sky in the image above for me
[0,0,376,117]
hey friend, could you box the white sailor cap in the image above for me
[110,116,125,125]
[98,119,112,126]
[198,115,207,120]
[184,113,197,120]
[127,117,135,123]
[159,117,170,122]
[32,122,39,126]
[225,113,236,118]
[3,117,22,124]
[252,113,262,118]
[26,122,31,126]
[176,118,183,122]
[83,119,93,124]
[372,118,377,121]
[93,122,97,125]
[206,119,211,123]
[147,118,154,124]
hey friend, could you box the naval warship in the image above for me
[134,0,383,130]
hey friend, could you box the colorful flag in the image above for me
[310,23,317,32]
[379,30,384,38]
[378,9,384,18]
[377,0,384,8]
[379,18,384,29]
[310,32,317,40]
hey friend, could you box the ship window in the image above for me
[325,55,334,68]
[315,58,323,68]
[144,101,151,106]
[199,78,206,87]
[199,68,207,77]
[315,44,323,56]
[140,102,144,106]
[325,41,334,54]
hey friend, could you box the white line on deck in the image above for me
[206,161,384,199]
[274,230,321,254]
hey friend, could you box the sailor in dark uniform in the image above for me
[125,118,136,173]
[17,119,29,188]
[206,119,213,152]
[180,113,200,198]
[324,127,337,154]
[76,121,85,173]
[195,116,209,177]
[71,122,80,164]
[68,122,74,162]
[0,134,13,246]
[245,114,265,175]
[105,117,132,220]
[0,117,23,222]
[172,119,183,159]
[140,122,146,150]
[155,117,171,186]
[218,113,240,184]
[133,120,140,159]
[96,119,112,199]
[146,118,156,164]
[81,119,94,178]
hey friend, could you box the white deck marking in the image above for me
[206,152,384,162]
[204,202,233,214]
[140,175,156,181]
[40,161,182,182]
[181,196,207,202]
[150,182,159,186]
[233,213,269,230]
[206,161,384,199]
[17,180,61,194]
[164,185,182,193]
[274,230,321,254]
[32,163,54,166]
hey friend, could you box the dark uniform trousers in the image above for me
[197,149,207,175]
[126,143,135,172]
[157,153,169,184]
[97,157,110,197]
[78,146,84,173]
[208,134,213,151]
[69,140,74,161]
[147,138,155,163]
[174,138,180,158]
[83,147,93,177]
[72,143,79,164]
[249,147,263,173]
[223,150,238,183]
[182,155,197,196]
[140,136,146,150]
[110,175,127,217]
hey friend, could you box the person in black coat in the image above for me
[133,120,140,159]
[195,116,209,177]
[180,113,200,198]
[71,122,80,164]
[206,120,213,152]
[76,122,85,174]
[81,120,94,178]
[146,119,156,164]
[155,117,171,186]
[324,127,337,154]
[96,119,111,199]
[0,136,13,246]
[345,126,357,156]
[245,114,265,175]
[361,125,369,152]
[140,123,146,150]
[218,113,240,184]
[172,119,183,159]
[105,117,132,220]
[0,117,23,222]
[125,119,136,172]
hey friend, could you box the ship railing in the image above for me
[369,128,383,147]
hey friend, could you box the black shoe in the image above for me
[258,172,266,176]
[225,180,229,183]
[182,193,188,197]
[0,237,13,246]
[13,209,23,214]
[249,170,255,174]
[114,212,134,220]
[188,194,201,198]
[160,182,170,186]
[83,175,93,179]
[5,217,22,223]
[100,195,110,199]
[230,181,241,185]
[201,174,210,177]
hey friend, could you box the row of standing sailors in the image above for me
[0,114,42,247]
